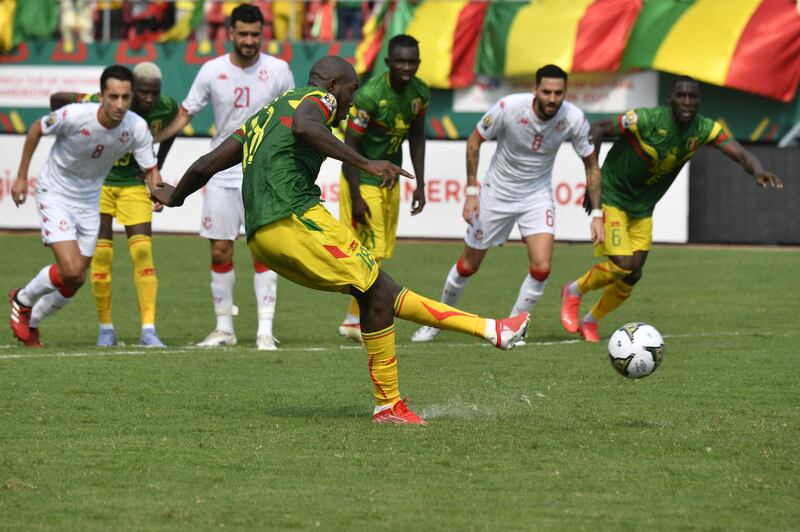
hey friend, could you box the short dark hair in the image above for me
[388,34,419,56]
[670,75,699,93]
[230,3,264,26]
[535,64,568,86]
[100,65,134,92]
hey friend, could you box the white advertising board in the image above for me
[0,136,688,243]
[0,66,106,108]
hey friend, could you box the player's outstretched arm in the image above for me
[292,100,413,186]
[152,137,242,207]
[12,120,43,206]
[590,119,617,160]
[154,107,191,144]
[50,92,82,111]
[716,138,783,189]
[408,113,426,215]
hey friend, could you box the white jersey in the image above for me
[182,52,295,186]
[37,103,156,207]
[476,93,593,201]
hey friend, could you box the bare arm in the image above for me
[12,120,43,206]
[408,113,426,215]
[582,152,604,244]
[292,101,413,184]
[591,119,617,159]
[154,107,192,144]
[50,92,82,111]
[342,128,370,224]
[462,128,485,225]
[151,137,242,207]
[716,138,783,189]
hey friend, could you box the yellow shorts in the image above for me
[593,204,653,257]
[338,175,400,260]
[99,184,152,226]
[247,203,379,294]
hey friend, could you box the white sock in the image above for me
[142,324,155,331]
[18,265,58,306]
[254,269,277,338]
[211,268,235,334]
[99,323,114,331]
[30,291,72,328]
[568,280,581,297]
[442,263,471,306]
[582,311,598,324]
[342,311,359,325]
[483,318,497,343]
[510,274,548,315]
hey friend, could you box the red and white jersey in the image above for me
[182,52,295,186]
[37,103,156,206]
[476,93,593,201]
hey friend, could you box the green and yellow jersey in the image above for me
[232,86,338,240]
[82,93,179,187]
[346,73,429,186]
[602,106,729,218]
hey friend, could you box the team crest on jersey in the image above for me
[656,128,668,138]
[119,131,130,143]
[519,117,529,125]
[258,69,269,81]
[621,110,637,129]
[58,219,69,231]
[46,113,56,126]
[686,137,699,151]
[353,108,369,128]
[411,98,421,115]
[202,216,213,229]
[482,114,493,128]
[150,120,162,135]
[555,119,566,132]
[80,128,91,136]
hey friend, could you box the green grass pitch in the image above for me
[1,234,798,530]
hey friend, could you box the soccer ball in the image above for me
[607,322,665,379]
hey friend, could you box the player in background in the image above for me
[9,65,160,348]
[152,56,530,425]
[412,64,602,344]
[560,76,783,342]
[50,62,179,348]
[154,4,295,350]
[337,34,428,342]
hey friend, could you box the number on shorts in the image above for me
[91,144,105,159]
[611,228,622,247]
[546,208,554,227]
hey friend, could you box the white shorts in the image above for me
[36,191,100,257]
[199,184,244,240]
[465,187,555,250]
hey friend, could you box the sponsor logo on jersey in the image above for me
[621,110,637,129]
[217,73,229,80]
[119,131,129,143]
[320,93,337,113]
[80,128,91,137]
[258,69,269,81]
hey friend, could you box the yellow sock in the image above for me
[129,235,158,326]
[91,239,114,325]
[394,288,487,338]
[577,259,631,294]
[362,325,399,407]
[590,279,634,321]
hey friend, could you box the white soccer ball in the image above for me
[607,322,665,379]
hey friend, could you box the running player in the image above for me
[154,3,295,350]
[337,34,428,342]
[152,56,530,425]
[560,76,783,342]
[9,65,160,348]
[50,62,179,348]
[412,64,602,343]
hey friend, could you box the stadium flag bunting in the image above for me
[158,0,207,43]
[0,0,59,53]
[356,0,800,102]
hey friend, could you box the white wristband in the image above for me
[590,209,603,219]
[465,185,479,197]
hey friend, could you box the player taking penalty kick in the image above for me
[153,56,530,425]
[561,76,783,342]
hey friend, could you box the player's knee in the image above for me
[129,241,153,264]
[60,267,87,289]
[211,246,233,265]
[529,267,550,282]
[609,255,635,272]
[624,268,643,285]
[456,256,478,277]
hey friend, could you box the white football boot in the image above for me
[197,330,237,347]
[256,335,279,351]
[411,326,440,342]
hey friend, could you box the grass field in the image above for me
[1,234,798,531]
